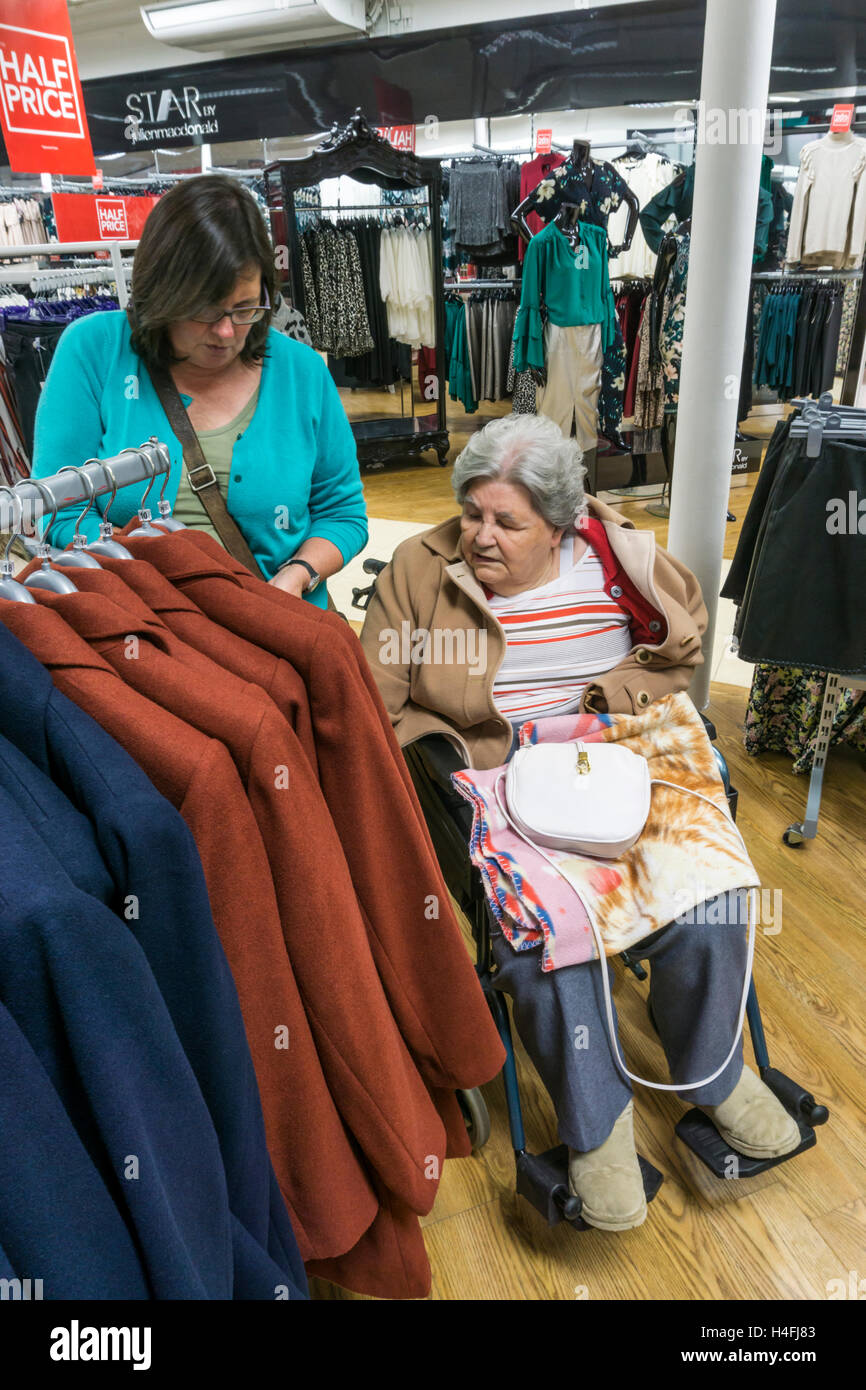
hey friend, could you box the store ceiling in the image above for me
[5,1,866,165]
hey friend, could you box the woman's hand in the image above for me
[269,564,309,599]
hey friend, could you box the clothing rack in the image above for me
[28,265,131,291]
[445,278,520,289]
[3,439,169,540]
[264,108,449,472]
[0,241,137,308]
[752,268,863,281]
[0,184,52,198]
[468,131,667,159]
[773,395,866,847]
[314,202,431,211]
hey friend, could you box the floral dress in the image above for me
[523,158,634,439]
[658,230,690,412]
[744,665,866,773]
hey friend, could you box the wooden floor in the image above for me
[312,391,866,1301]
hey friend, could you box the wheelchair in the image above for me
[353,559,828,1232]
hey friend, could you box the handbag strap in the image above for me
[147,362,266,580]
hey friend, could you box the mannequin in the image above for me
[510,141,640,256]
[511,140,639,484]
[512,199,618,492]
[570,137,593,172]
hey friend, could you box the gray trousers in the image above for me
[491,890,748,1152]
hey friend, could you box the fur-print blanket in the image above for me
[452,693,760,971]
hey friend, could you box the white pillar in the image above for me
[666,0,777,708]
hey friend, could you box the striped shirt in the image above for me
[488,534,633,721]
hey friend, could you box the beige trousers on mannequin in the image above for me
[537,321,603,452]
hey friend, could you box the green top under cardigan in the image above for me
[31,312,368,608]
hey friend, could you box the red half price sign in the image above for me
[0,0,95,174]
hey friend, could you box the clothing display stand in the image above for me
[645,417,677,517]
[264,110,449,471]
[782,671,866,848]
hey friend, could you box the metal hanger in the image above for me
[54,466,103,568]
[0,487,37,603]
[85,460,134,558]
[125,445,161,538]
[22,478,78,593]
[151,442,185,532]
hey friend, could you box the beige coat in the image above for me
[360,495,709,769]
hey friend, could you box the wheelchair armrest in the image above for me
[699,711,718,742]
[351,557,387,612]
[409,733,468,791]
[699,711,734,804]
[404,733,476,852]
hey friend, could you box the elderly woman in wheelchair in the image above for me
[360,413,805,1233]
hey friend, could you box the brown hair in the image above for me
[127,173,276,368]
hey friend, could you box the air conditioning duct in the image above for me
[139,0,367,51]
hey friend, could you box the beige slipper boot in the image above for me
[700,1066,801,1159]
[568,1099,647,1231]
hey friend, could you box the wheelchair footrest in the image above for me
[675,1107,816,1178]
[516,1144,663,1229]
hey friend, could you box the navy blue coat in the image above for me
[0,998,151,1299]
[0,783,234,1298]
[0,622,306,1300]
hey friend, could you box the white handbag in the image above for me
[503,739,651,859]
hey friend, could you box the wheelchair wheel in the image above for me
[457,1087,491,1151]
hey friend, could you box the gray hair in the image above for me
[451,414,588,528]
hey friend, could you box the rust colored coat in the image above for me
[121,530,506,1094]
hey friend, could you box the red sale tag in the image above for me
[830,103,855,134]
[0,0,95,174]
[536,129,553,154]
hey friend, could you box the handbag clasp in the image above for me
[577,750,591,775]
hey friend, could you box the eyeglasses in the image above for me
[189,286,271,326]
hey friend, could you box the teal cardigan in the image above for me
[31,312,368,608]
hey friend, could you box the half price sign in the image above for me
[0,0,95,174]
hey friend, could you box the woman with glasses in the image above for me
[31,174,367,606]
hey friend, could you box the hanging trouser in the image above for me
[491,890,748,1152]
[2,319,67,460]
[814,290,843,398]
[537,321,603,453]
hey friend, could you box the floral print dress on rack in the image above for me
[524,157,633,438]
[658,230,690,412]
